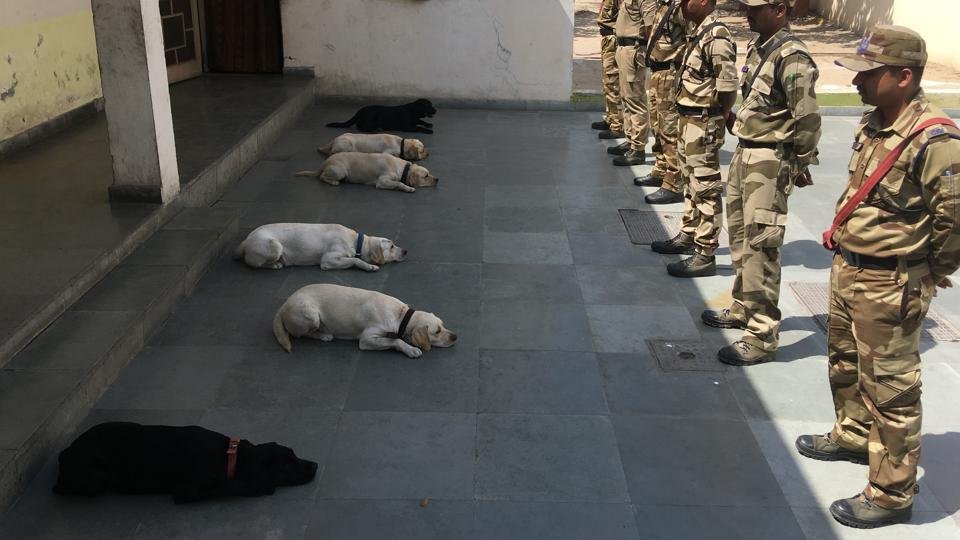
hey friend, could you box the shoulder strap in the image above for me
[644,1,678,66]
[822,117,958,250]
[742,33,798,100]
[680,21,723,77]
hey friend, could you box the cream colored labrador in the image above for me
[295,152,438,193]
[317,133,428,161]
[272,284,458,358]
[234,223,405,271]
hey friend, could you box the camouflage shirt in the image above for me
[834,90,960,281]
[733,28,821,169]
[597,0,619,31]
[615,0,658,39]
[676,13,737,109]
[646,0,686,64]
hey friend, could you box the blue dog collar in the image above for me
[355,233,365,258]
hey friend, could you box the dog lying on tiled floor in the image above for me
[295,152,438,193]
[317,133,428,161]
[53,422,317,504]
[273,283,457,357]
[234,223,405,271]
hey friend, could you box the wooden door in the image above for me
[204,0,284,73]
[161,0,204,83]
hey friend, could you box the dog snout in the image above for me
[449,332,457,342]
[401,249,408,257]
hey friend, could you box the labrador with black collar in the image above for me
[234,223,405,271]
[53,422,317,504]
[317,133,428,161]
[273,284,457,358]
[295,152,438,193]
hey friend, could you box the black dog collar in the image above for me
[387,308,416,340]
[399,138,407,158]
[400,163,412,186]
[355,233,364,258]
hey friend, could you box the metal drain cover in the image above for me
[648,339,725,372]
[619,209,682,245]
[619,209,729,248]
[788,282,960,342]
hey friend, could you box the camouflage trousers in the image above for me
[726,146,791,351]
[649,69,681,192]
[678,114,725,256]
[601,35,623,133]
[828,253,933,509]
[615,44,649,151]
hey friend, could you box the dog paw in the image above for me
[319,334,334,342]
[405,347,423,359]
[366,265,380,272]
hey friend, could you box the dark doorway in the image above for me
[203,0,283,73]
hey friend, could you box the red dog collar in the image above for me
[226,437,240,480]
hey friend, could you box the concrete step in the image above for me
[0,207,239,510]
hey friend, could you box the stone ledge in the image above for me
[0,207,239,511]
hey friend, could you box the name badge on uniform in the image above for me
[928,126,947,137]
[852,141,863,151]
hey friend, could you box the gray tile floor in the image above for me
[2,107,960,539]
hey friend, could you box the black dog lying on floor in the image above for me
[53,422,318,504]
[326,98,437,134]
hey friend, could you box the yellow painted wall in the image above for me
[0,9,103,141]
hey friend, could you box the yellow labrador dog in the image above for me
[272,284,457,358]
[295,153,438,193]
[234,223,405,271]
[317,133,428,161]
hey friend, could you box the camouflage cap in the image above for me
[738,0,796,7]
[836,25,928,72]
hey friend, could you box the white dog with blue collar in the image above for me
[317,133,428,161]
[234,223,405,271]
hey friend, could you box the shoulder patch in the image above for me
[926,125,949,139]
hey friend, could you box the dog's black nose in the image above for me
[401,249,408,256]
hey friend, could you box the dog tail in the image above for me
[294,170,320,177]
[273,309,293,353]
[232,238,246,260]
[325,113,358,128]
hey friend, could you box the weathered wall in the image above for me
[281,0,575,103]
[811,0,960,72]
[0,1,103,142]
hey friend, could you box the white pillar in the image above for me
[91,0,180,203]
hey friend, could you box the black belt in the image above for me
[648,59,680,72]
[738,139,779,149]
[616,37,647,47]
[676,105,724,117]
[836,247,926,271]
[599,26,615,37]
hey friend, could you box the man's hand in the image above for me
[937,277,953,289]
[793,169,813,188]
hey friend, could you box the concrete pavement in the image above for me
[1,106,958,539]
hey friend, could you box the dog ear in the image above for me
[370,240,385,265]
[411,325,431,352]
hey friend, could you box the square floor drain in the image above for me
[648,339,725,372]
[619,209,729,248]
[619,209,682,245]
[788,282,960,342]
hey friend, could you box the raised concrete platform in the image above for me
[0,74,314,368]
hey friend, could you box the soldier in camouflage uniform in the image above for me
[607,0,657,166]
[594,0,625,139]
[651,0,737,279]
[701,0,821,364]
[634,0,688,205]
[796,26,960,529]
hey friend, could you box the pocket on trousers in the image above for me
[874,361,922,408]
[748,209,787,249]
